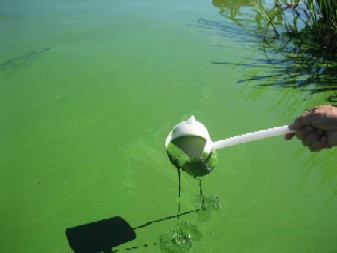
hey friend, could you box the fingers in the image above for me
[296,126,327,152]
[296,125,316,145]
[309,135,328,152]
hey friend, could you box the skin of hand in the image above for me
[285,105,337,152]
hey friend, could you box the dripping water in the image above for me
[198,178,205,208]
[178,168,181,198]
[177,168,181,218]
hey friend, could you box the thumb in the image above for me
[284,132,296,140]
[284,121,300,140]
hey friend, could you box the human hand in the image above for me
[285,105,337,152]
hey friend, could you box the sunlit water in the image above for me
[1,0,337,252]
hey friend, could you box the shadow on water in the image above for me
[66,216,136,253]
[66,209,200,253]
[206,0,337,101]
[0,48,51,80]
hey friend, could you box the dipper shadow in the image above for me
[66,216,135,253]
[66,209,200,253]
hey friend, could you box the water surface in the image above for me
[1,0,337,252]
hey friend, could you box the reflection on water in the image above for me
[212,0,252,19]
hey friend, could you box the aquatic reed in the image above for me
[251,0,337,54]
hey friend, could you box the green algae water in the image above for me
[2,0,337,252]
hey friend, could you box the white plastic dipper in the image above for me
[165,116,296,177]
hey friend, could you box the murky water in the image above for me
[1,0,337,252]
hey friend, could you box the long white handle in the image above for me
[212,125,296,150]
